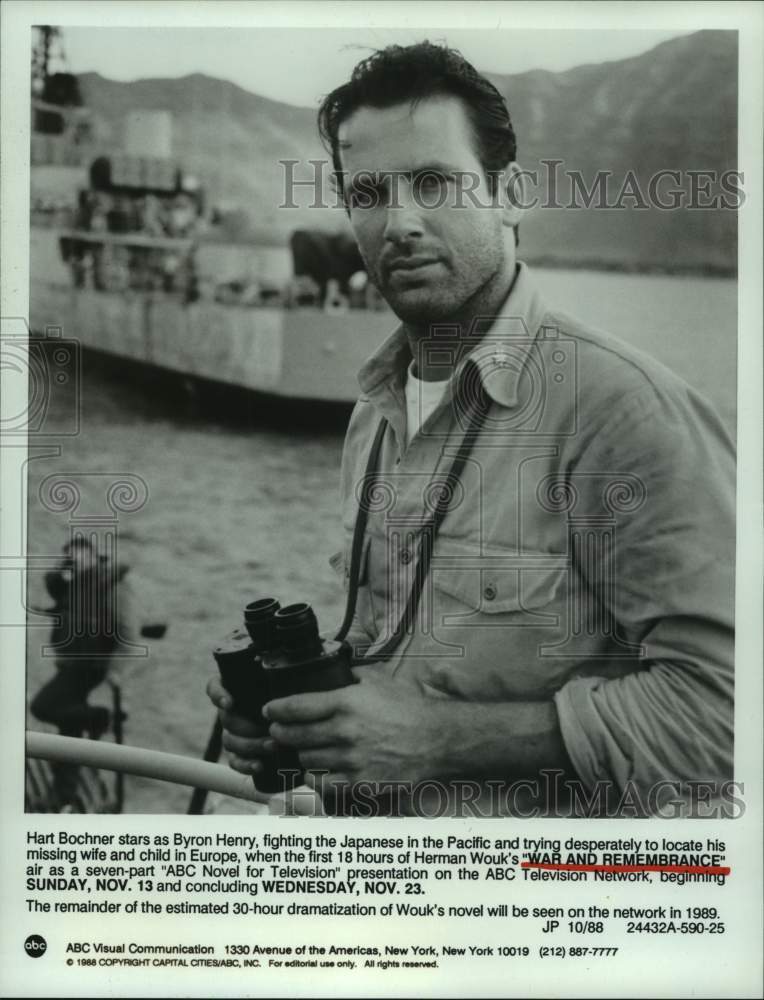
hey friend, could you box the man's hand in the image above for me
[263,668,443,793]
[208,670,575,801]
[206,676,275,777]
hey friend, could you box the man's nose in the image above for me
[383,186,425,243]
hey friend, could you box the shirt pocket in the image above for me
[424,541,570,699]
[430,539,568,625]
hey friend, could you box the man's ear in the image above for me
[497,162,532,230]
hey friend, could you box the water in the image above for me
[24,269,736,812]
[535,268,736,430]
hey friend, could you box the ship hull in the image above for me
[30,227,393,404]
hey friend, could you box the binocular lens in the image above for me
[245,597,280,618]
[243,597,280,646]
[275,602,314,622]
[274,602,322,655]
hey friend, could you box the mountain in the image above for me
[78,72,323,240]
[76,30,738,273]
[484,30,738,273]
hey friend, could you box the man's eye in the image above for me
[414,172,449,197]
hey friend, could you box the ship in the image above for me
[29,27,392,406]
[26,28,389,817]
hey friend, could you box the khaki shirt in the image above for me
[332,263,734,813]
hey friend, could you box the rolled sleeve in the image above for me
[555,381,735,799]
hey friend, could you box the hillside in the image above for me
[485,30,738,273]
[76,30,738,273]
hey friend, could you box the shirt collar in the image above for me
[357,261,548,409]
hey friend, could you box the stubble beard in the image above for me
[379,256,509,332]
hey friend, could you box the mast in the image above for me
[31,26,81,106]
[31,26,59,97]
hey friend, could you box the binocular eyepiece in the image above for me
[213,597,355,794]
[243,597,281,646]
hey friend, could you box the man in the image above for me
[208,42,734,817]
[30,537,136,810]
[31,537,134,741]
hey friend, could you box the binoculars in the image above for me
[212,599,356,794]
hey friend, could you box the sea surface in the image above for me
[24,269,737,813]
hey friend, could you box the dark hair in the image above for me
[318,41,517,199]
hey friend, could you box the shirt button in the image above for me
[400,548,413,565]
[483,583,497,601]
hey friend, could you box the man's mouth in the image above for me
[386,256,442,278]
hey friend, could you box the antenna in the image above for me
[31,26,81,107]
[31,26,60,96]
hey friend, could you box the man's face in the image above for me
[339,95,510,324]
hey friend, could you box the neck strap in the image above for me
[335,377,489,659]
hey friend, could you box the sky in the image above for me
[53,25,692,108]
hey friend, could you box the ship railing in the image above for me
[25,729,324,816]
[32,97,92,119]
[25,678,125,814]
[58,229,197,296]
[54,229,389,312]
[59,230,195,252]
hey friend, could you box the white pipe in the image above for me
[26,731,267,804]
[25,731,325,815]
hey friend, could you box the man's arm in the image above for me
[210,378,734,802]
[554,381,735,796]
[263,381,734,799]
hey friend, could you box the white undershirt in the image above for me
[404,361,449,446]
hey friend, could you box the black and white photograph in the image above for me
[20,15,742,818]
[1,1,762,997]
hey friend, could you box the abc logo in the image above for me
[24,934,47,958]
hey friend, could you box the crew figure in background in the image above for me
[31,537,135,741]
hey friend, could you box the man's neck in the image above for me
[404,262,519,382]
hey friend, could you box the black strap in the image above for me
[335,378,489,659]
[334,416,388,643]
[187,716,223,815]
